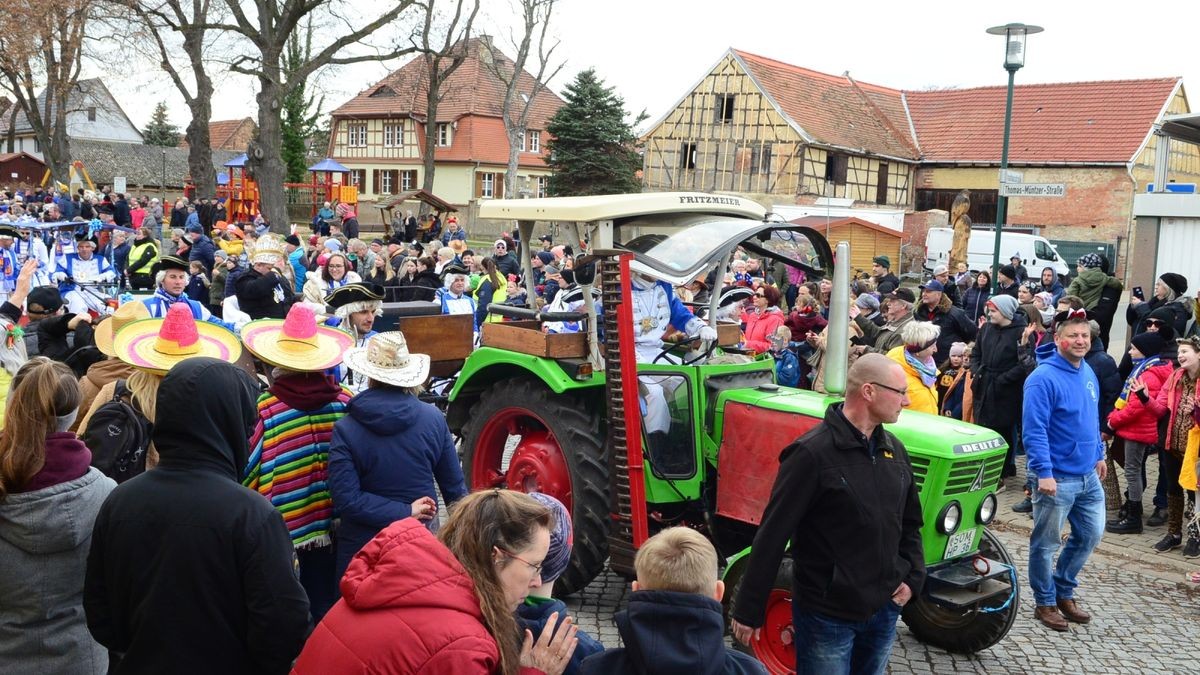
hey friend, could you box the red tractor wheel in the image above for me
[459,378,608,596]
[727,557,797,675]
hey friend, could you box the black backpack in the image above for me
[83,380,153,484]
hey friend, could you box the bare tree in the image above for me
[112,0,226,198]
[485,0,563,197]
[217,0,422,231]
[0,0,91,185]
[416,0,479,202]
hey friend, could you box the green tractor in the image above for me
[446,193,1018,672]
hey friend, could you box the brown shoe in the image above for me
[1034,605,1070,631]
[1056,598,1091,624]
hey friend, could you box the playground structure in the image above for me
[375,189,458,239]
[184,156,358,225]
[39,160,97,194]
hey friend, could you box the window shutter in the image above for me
[372,169,381,194]
[496,176,505,199]
[475,172,484,198]
[390,170,400,191]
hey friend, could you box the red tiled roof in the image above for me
[733,49,920,161]
[179,118,256,150]
[331,37,563,130]
[432,116,549,168]
[905,78,1181,164]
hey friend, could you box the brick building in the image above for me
[180,117,257,152]
[643,49,1200,276]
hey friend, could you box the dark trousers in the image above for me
[298,545,338,623]
[1155,448,1169,509]
[792,602,901,675]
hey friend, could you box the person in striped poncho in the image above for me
[241,303,355,622]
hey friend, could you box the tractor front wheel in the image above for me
[727,557,796,675]
[901,528,1019,653]
[459,378,608,596]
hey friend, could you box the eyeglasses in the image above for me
[868,381,908,396]
[498,547,543,575]
[755,292,766,297]
[1146,319,1166,327]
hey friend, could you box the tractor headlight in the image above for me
[978,493,998,525]
[937,501,962,535]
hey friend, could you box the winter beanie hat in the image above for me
[855,294,880,312]
[986,294,1018,321]
[1078,253,1103,269]
[1131,331,1166,359]
[1159,273,1188,297]
[949,342,968,358]
[527,492,573,584]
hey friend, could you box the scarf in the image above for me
[1115,355,1162,410]
[904,349,939,388]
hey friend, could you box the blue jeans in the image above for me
[1028,471,1105,607]
[792,601,901,675]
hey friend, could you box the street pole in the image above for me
[161,150,167,252]
[990,67,1017,293]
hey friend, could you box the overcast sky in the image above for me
[121,0,1199,134]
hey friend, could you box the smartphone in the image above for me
[1133,286,1144,300]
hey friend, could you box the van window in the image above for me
[1035,240,1056,261]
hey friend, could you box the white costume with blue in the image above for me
[630,278,711,434]
[13,235,51,287]
[54,253,116,315]
[142,288,237,333]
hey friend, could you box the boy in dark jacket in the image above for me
[582,527,766,675]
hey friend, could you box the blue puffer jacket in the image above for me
[328,388,468,581]
[517,597,605,675]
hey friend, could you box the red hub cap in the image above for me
[753,589,796,674]
[470,407,574,512]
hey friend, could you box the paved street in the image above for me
[561,481,1200,674]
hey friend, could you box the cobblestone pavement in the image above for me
[561,520,1199,674]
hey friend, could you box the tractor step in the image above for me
[926,556,1011,588]
[925,577,1012,609]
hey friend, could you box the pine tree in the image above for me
[545,69,645,196]
[280,23,323,183]
[142,101,181,147]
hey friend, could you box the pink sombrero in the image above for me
[112,303,242,375]
[241,303,353,372]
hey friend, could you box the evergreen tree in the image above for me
[545,69,645,196]
[142,101,181,147]
[280,22,323,183]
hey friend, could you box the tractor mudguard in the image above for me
[450,347,604,401]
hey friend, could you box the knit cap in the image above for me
[949,342,968,358]
[986,294,1018,320]
[1131,331,1165,359]
[526,492,573,584]
[1034,291,1054,307]
[1160,272,1188,297]
[998,264,1017,281]
[1077,253,1103,269]
[872,255,891,269]
[855,294,880,312]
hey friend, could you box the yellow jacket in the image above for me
[219,238,245,258]
[886,345,940,415]
[0,368,9,429]
[1180,427,1200,492]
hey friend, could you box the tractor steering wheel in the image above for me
[652,334,718,366]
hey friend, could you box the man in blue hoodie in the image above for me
[1022,311,1106,632]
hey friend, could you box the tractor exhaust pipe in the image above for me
[823,241,851,396]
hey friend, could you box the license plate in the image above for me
[944,528,977,560]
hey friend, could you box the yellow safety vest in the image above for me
[128,240,159,275]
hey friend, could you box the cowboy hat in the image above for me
[241,303,352,372]
[113,303,242,375]
[342,331,430,388]
[95,300,152,357]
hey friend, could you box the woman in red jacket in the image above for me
[741,284,785,353]
[1106,332,1173,534]
[293,489,578,675]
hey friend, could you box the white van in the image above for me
[924,228,1069,278]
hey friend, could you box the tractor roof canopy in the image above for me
[476,192,766,223]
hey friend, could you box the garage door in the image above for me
[1156,218,1200,296]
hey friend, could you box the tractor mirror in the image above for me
[573,254,597,285]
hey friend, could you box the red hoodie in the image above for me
[293,519,544,675]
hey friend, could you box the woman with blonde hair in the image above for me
[0,357,115,673]
[474,257,508,329]
[886,320,941,414]
[294,489,579,675]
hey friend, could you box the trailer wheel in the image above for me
[727,557,796,675]
[459,378,608,596]
[901,528,1019,654]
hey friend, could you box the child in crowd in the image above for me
[185,259,210,304]
[517,493,604,675]
[936,342,970,419]
[769,325,800,388]
[581,527,766,674]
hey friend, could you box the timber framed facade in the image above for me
[642,51,919,208]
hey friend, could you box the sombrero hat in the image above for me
[241,303,352,372]
[113,303,242,375]
[95,300,151,357]
[342,331,430,388]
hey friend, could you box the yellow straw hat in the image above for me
[95,300,151,357]
[113,303,242,375]
[241,303,353,372]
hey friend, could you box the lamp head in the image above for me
[986,23,1043,70]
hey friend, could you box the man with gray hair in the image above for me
[931,263,958,306]
[857,287,916,353]
[732,353,925,672]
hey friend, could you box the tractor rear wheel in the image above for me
[901,528,1019,653]
[459,378,608,596]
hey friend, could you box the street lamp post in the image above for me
[161,150,168,251]
[986,22,1042,292]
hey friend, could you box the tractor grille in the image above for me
[908,454,1005,495]
[910,455,929,491]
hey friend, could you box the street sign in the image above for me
[114,176,126,194]
[999,168,1023,184]
[999,183,1066,197]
